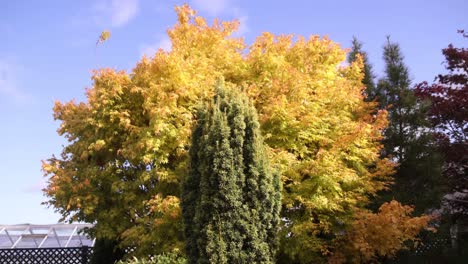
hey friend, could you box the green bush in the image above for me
[117,253,187,264]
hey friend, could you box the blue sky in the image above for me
[1,0,466,224]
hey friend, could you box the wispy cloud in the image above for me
[94,0,139,28]
[230,7,249,36]
[234,15,249,36]
[0,60,30,104]
[140,35,172,57]
[192,0,231,16]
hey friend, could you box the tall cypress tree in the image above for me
[376,37,443,213]
[182,81,281,264]
[348,37,377,101]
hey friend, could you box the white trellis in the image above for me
[0,224,95,249]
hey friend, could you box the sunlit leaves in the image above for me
[330,201,434,263]
[43,4,411,261]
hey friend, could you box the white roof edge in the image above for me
[0,223,95,249]
[0,223,94,229]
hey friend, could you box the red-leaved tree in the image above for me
[415,31,467,216]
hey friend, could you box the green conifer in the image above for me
[347,37,377,101]
[182,81,281,264]
[376,37,443,213]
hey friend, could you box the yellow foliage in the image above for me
[42,4,427,260]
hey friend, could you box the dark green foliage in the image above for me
[182,81,281,264]
[91,238,125,264]
[348,37,377,101]
[375,37,443,213]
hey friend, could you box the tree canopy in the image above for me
[415,36,468,217]
[43,5,430,262]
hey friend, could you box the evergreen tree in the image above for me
[347,37,377,101]
[376,37,443,213]
[182,81,281,264]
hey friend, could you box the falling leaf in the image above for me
[96,30,111,46]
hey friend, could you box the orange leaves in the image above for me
[330,200,434,263]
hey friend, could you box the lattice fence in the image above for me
[0,246,93,264]
[414,237,452,255]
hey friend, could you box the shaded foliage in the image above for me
[375,37,443,214]
[91,238,125,264]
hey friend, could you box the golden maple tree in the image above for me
[43,5,431,262]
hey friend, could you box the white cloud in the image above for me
[192,0,231,16]
[140,36,172,57]
[111,0,139,27]
[0,60,30,103]
[94,0,139,28]
[229,7,249,36]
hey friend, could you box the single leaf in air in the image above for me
[96,30,111,46]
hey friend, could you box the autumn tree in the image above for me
[43,5,429,262]
[182,82,281,263]
[42,5,244,257]
[415,35,468,217]
[329,201,432,263]
[347,37,376,101]
[375,37,443,213]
